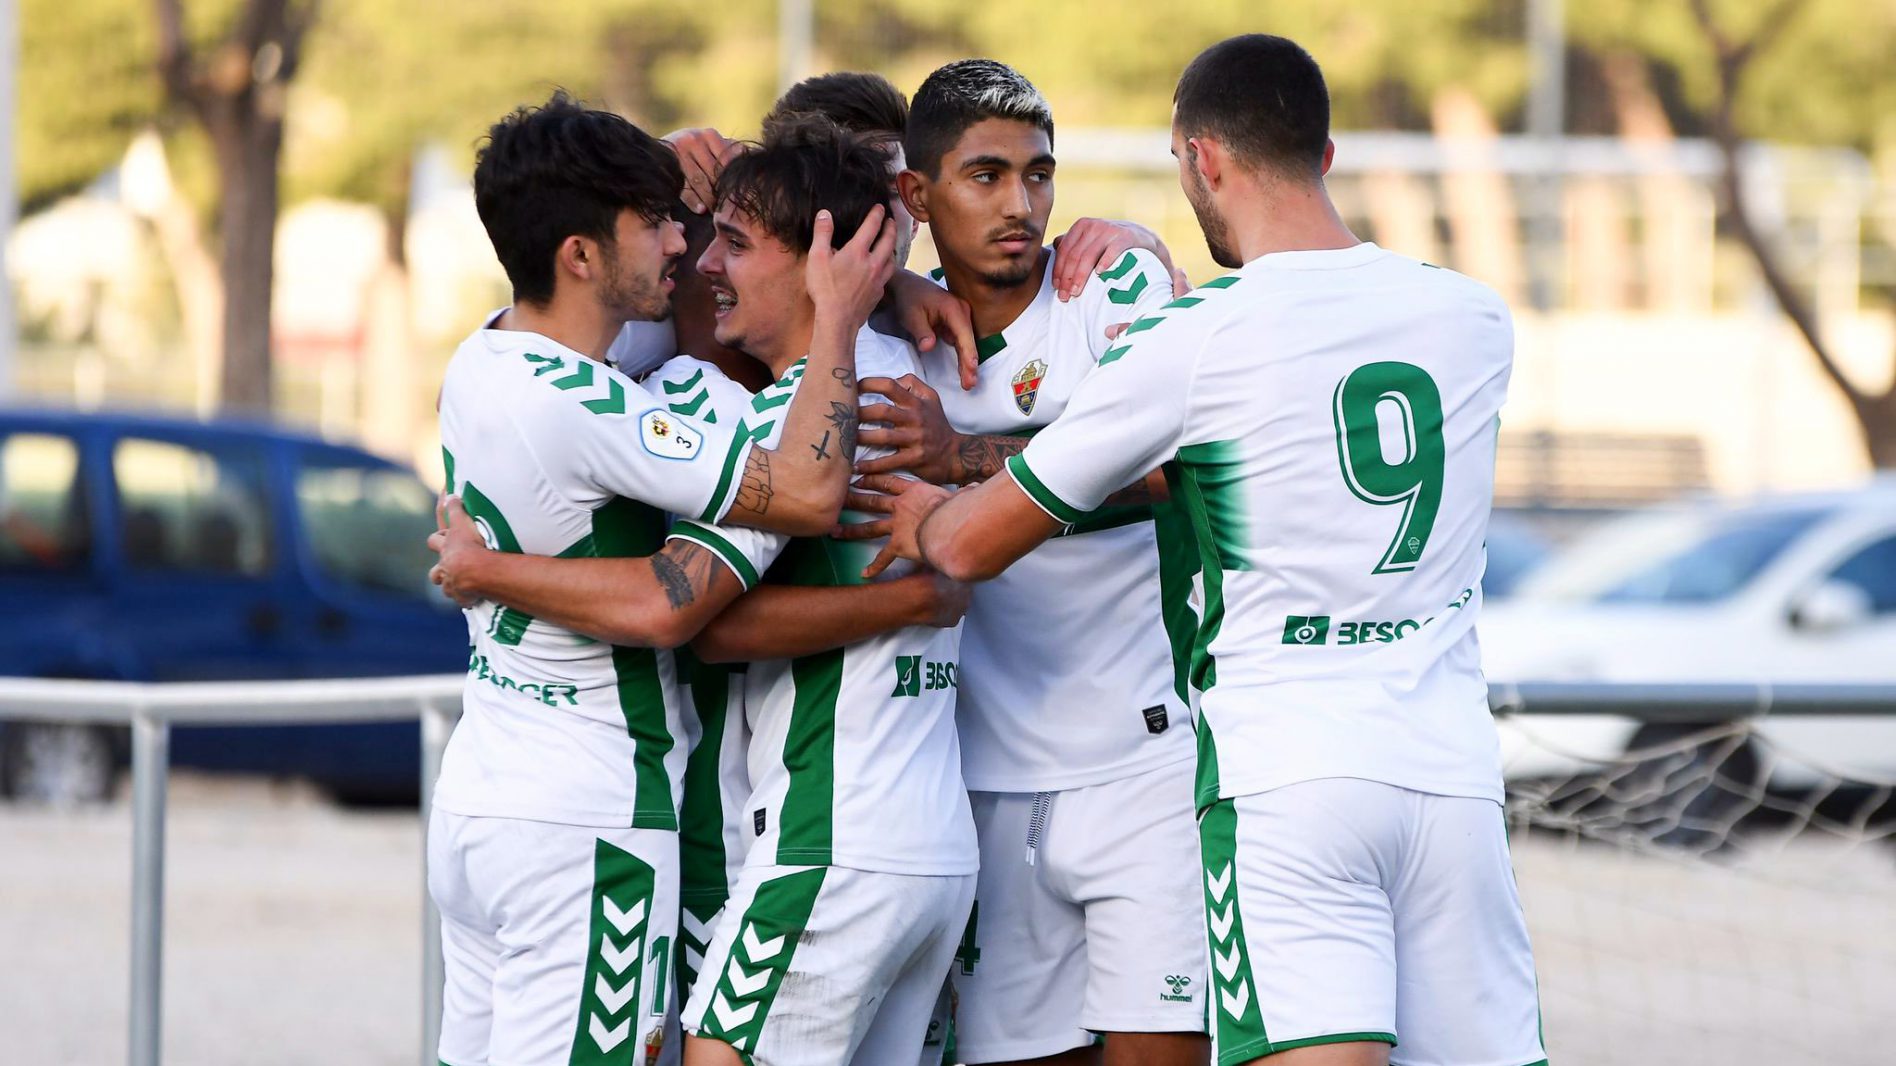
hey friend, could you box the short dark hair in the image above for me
[715,116,889,255]
[1174,35,1330,179]
[904,59,1052,178]
[472,91,682,305]
[763,72,908,143]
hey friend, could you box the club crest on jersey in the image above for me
[639,408,702,460]
[1011,359,1047,416]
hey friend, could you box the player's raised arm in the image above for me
[718,205,896,537]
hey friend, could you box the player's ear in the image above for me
[1192,137,1226,191]
[1320,138,1336,177]
[897,169,931,226]
[557,234,595,284]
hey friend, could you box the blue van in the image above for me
[0,408,467,803]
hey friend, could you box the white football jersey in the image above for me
[646,354,772,904]
[434,316,754,828]
[1010,244,1513,808]
[918,247,1196,792]
[669,328,978,876]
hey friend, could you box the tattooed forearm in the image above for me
[650,542,724,612]
[953,434,1030,483]
[1102,478,1158,507]
[827,401,859,459]
[811,430,833,461]
[832,366,856,388]
[736,448,775,515]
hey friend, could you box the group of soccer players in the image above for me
[425,32,1549,1066]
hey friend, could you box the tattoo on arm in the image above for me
[736,448,775,515]
[954,434,1029,483]
[827,401,859,459]
[832,366,856,388]
[649,541,723,612]
[1102,477,1158,507]
[810,430,833,461]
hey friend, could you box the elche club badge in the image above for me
[1011,359,1047,416]
[639,408,703,460]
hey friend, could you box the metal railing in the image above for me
[0,675,462,1066]
[0,675,1891,1065]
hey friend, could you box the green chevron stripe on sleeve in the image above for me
[581,379,627,415]
[668,390,710,418]
[1198,275,1240,290]
[1107,271,1150,305]
[568,839,658,1066]
[1098,251,1139,281]
[662,368,705,394]
[524,352,564,376]
[1098,344,1132,366]
[1005,453,1086,525]
[1121,315,1163,336]
[698,431,754,524]
[552,360,595,390]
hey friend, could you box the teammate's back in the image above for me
[1172,245,1511,802]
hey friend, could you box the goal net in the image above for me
[1498,713,1895,1066]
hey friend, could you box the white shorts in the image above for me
[682,862,974,1066]
[1199,779,1547,1066]
[429,808,679,1066]
[953,757,1208,1063]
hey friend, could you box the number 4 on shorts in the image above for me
[954,902,981,975]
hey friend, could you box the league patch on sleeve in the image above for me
[639,408,704,461]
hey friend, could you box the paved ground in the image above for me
[3,775,1892,1065]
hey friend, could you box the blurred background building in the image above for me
[6,0,1895,506]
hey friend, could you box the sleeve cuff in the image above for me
[1005,453,1087,525]
[667,522,760,590]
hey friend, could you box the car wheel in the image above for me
[1619,721,1762,850]
[0,723,120,806]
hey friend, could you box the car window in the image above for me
[296,461,439,601]
[0,432,90,571]
[1592,506,1826,605]
[114,438,273,576]
[1825,535,1896,615]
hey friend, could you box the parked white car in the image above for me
[1482,481,1896,786]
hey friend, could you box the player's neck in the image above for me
[675,318,774,392]
[749,320,817,382]
[939,246,1048,338]
[494,294,619,363]
[1229,183,1361,263]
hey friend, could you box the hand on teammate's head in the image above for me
[805,206,898,326]
[664,127,742,214]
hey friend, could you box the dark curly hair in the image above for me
[473,91,683,305]
[716,116,890,255]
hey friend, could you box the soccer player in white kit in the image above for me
[843,60,1210,1066]
[862,37,1548,1066]
[426,94,895,1066]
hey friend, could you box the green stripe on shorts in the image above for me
[695,867,829,1057]
[569,839,657,1065]
[1199,799,1270,1066]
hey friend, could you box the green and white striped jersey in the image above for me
[645,354,769,907]
[433,317,754,828]
[670,327,978,876]
[920,247,1197,792]
[1008,244,1513,809]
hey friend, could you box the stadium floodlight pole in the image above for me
[777,0,814,94]
[0,0,17,401]
[129,706,170,1066]
[1526,0,1565,312]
